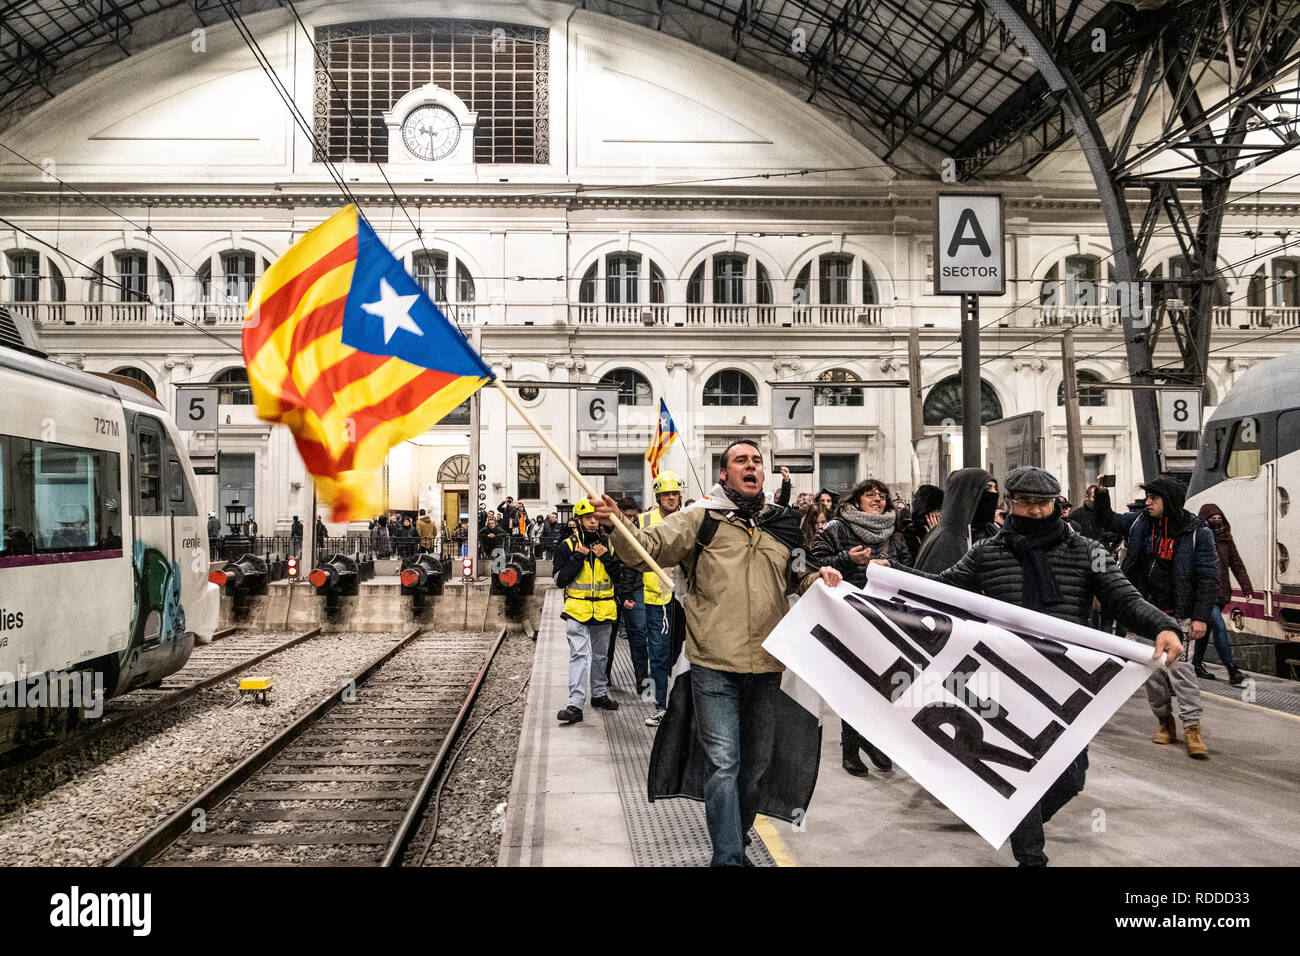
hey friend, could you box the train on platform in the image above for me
[1187,350,1300,666]
[0,345,218,751]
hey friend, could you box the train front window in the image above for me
[1226,418,1262,479]
[136,428,162,515]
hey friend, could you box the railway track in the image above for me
[112,626,508,867]
[0,627,323,775]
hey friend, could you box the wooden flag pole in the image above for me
[491,378,674,592]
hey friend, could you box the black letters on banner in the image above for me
[851,593,954,658]
[971,640,1093,725]
[946,654,1065,759]
[912,703,1035,799]
[811,623,916,700]
[895,588,988,624]
[1017,632,1123,696]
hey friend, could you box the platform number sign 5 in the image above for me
[1160,389,1201,433]
[772,387,814,429]
[577,389,619,433]
[176,388,218,431]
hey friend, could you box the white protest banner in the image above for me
[763,567,1156,848]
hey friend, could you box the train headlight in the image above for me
[461,557,473,578]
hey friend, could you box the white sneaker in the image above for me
[645,710,666,727]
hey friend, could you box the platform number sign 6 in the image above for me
[577,389,619,433]
[772,387,814,430]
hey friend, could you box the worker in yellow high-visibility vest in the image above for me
[627,471,683,728]
[553,498,638,724]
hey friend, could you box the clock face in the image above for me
[401,104,461,161]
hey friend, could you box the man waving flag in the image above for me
[645,398,679,479]
[242,205,492,520]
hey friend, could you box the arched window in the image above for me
[814,368,864,407]
[794,255,877,307]
[411,250,476,319]
[685,254,771,305]
[4,250,64,302]
[212,366,251,405]
[599,368,652,406]
[1249,267,1267,308]
[197,251,270,306]
[1057,370,1107,407]
[819,253,853,305]
[607,254,640,304]
[1273,257,1300,307]
[438,454,470,483]
[89,251,171,303]
[923,375,1003,426]
[579,253,666,308]
[112,366,157,395]
[703,369,758,406]
[579,262,598,304]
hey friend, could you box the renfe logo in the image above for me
[49,886,151,936]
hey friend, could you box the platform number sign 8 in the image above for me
[1160,389,1201,433]
[577,389,619,433]
[771,387,814,429]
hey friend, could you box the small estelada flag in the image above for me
[645,398,679,479]
[242,205,493,521]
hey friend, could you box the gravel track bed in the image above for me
[404,629,536,867]
[0,630,419,866]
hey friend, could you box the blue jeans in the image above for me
[690,665,782,867]
[1193,605,1238,672]
[641,602,673,709]
[624,593,649,684]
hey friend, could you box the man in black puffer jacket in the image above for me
[899,466,1184,866]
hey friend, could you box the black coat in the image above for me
[1067,503,1121,551]
[910,523,1179,637]
[811,516,910,588]
[915,468,991,573]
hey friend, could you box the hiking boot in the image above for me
[1194,666,1217,681]
[1152,714,1177,744]
[1228,668,1246,687]
[644,710,665,728]
[1184,723,1209,759]
[842,752,871,777]
[862,740,893,771]
[591,695,619,711]
[557,705,583,724]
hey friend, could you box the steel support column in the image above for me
[981,0,1161,482]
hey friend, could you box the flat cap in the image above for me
[1004,466,1061,497]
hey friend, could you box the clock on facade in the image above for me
[400,104,462,161]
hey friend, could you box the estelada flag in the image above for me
[242,205,492,521]
[644,398,678,479]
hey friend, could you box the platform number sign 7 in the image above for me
[176,388,217,431]
[1160,389,1201,433]
[772,387,814,429]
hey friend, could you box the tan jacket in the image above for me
[416,516,437,547]
[610,506,819,674]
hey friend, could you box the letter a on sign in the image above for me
[935,193,1005,296]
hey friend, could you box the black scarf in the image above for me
[998,512,1069,610]
[720,480,768,519]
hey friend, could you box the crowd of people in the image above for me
[546,440,1241,867]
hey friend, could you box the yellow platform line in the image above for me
[754,814,797,867]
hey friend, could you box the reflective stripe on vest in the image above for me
[637,508,671,605]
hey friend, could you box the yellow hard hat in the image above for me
[653,472,682,495]
[573,498,596,516]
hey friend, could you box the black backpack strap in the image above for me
[687,510,722,593]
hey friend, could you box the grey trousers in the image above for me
[565,617,613,709]
[1140,619,1204,724]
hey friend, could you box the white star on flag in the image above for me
[361,277,423,344]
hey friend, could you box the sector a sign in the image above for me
[934,192,1005,296]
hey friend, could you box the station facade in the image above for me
[2,2,1297,534]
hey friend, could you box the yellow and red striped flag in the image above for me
[242,206,493,521]
[644,398,679,479]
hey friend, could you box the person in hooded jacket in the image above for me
[811,477,908,777]
[1195,503,1252,685]
[901,484,944,565]
[914,468,993,573]
[1093,477,1218,759]
[895,466,1183,865]
[971,478,1001,543]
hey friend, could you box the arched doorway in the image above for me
[438,454,470,534]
